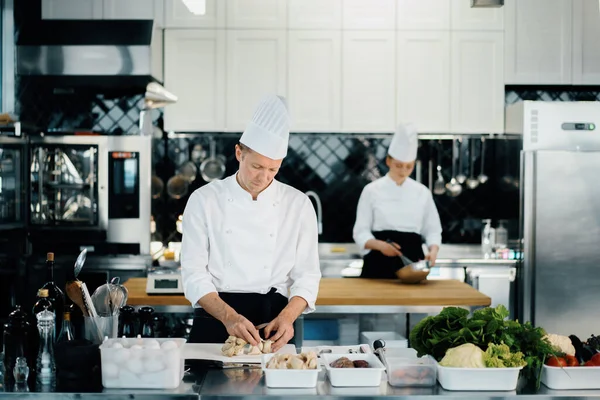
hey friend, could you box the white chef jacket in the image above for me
[180,173,321,313]
[353,174,442,256]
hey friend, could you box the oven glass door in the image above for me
[30,144,99,226]
[0,142,25,227]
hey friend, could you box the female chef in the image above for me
[353,123,442,279]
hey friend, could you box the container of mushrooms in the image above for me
[261,352,321,388]
[322,353,386,387]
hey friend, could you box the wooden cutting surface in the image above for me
[124,278,491,307]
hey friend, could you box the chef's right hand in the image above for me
[378,240,402,257]
[223,314,261,346]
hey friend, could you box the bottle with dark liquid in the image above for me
[41,252,65,331]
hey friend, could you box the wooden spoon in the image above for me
[66,280,89,317]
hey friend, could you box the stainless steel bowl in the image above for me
[396,260,431,284]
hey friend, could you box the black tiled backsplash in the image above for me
[15,77,600,244]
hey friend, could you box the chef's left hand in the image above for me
[264,315,294,352]
[425,246,439,267]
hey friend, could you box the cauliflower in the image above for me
[544,334,576,356]
[439,343,485,368]
[484,343,527,368]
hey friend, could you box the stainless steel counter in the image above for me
[198,369,600,400]
[3,369,600,399]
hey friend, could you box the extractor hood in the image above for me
[16,20,167,90]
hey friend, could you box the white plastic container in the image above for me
[322,353,386,387]
[541,365,600,390]
[436,361,523,391]
[360,331,408,348]
[99,337,186,389]
[385,356,436,387]
[261,354,321,388]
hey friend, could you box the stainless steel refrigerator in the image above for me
[506,100,600,339]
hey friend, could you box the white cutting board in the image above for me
[182,343,297,364]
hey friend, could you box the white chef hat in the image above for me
[240,94,291,160]
[388,123,418,162]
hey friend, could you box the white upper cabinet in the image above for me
[103,0,162,23]
[451,32,504,133]
[342,0,396,30]
[226,30,287,131]
[288,31,342,131]
[572,0,600,84]
[288,0,342,30]
[164,30,226,132]
[41,0,102,19]
[342,31,396,132]
[504,0,572,84]
[450,0,503,31]
[397,31,450,133]
[164,0,225,28]
[397,0,450,30]
[226,0,287,29]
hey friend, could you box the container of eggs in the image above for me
[99,336,186,389]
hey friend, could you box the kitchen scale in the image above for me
[146,263,184,294]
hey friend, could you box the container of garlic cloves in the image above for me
[99,336,187,389]
[261,352,321,388]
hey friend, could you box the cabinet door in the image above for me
[342,31,395,132]
[342,0,396,30]
[451,32,504,133]
[288,0,342,30]
[41,0,102,19]
[397,0,450,30]
[226,30,287,131]
[572,0,600,85]
[504,0,572,84]
[226,0,287,29]
[450,0,503,30]
[164,30,226,132]
[397,31,450,133]
[164,0,225,28]
[288,31,341,132]
[103,0,161,21]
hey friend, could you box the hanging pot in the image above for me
[199,137,226,183]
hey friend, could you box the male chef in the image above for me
[181,95,321,351]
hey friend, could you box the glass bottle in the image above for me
[32,289,54,317]
[35,309,56,387]
[3,306,31,379]
[481,219,495,259]
[41,252,65,332]
[495,220,508,249]
[56,311,75,343]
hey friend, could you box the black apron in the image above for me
[360,230,425,279]
[188,288,293,344]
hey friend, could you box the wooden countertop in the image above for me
[123,278,491,307]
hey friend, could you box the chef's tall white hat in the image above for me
[240,94,291,160]
[388,123,418,162]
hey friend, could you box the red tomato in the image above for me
[590,353,600,366]
[546,356,567,367]
[565,355,579,367]
[585,360,596,367]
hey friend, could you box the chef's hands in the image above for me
[378,240,402,257]
[264,315,294,352]
[425,245,439,267]
[223,313,261,346]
